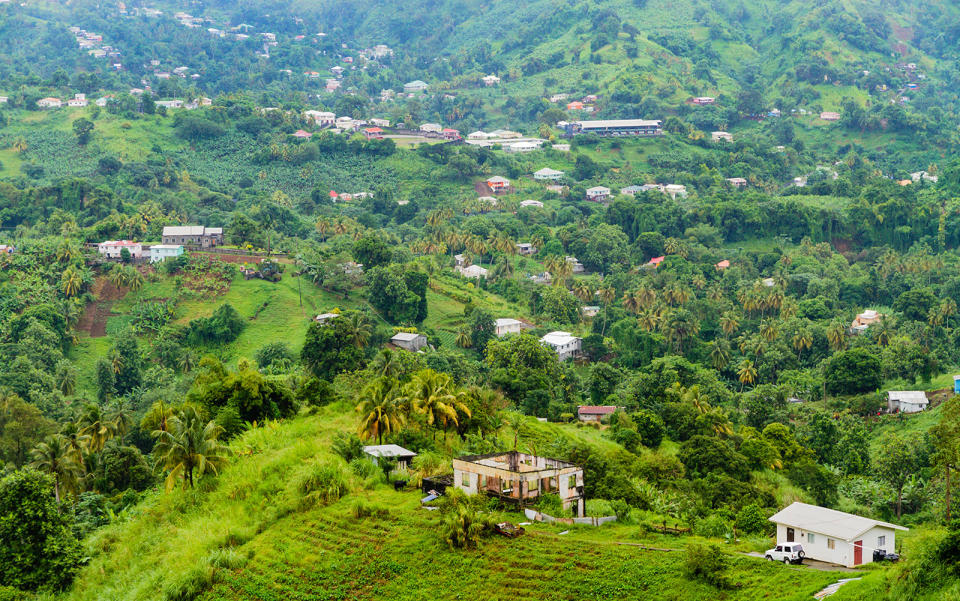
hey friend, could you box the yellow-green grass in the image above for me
[57,407,849,601]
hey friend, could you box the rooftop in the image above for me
[391,332,423,342]
[769,502,907,541]
[541,331,579,346]
[363,444,417,459]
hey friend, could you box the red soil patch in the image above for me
[78,278,127,337]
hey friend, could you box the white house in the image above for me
[468,131,491,140]
[149,244,183,263]
[314,313,340,325]
[534,168,564,181]
[403,80,429,93]
[67,94,88,107]
[362,444,417,469]
[419,123,443,134]
[664,184,688,199]
[711,131,733,142]
[369,118,390,128]
[887,391,929,414]
[586,186,611,202]
[541,331,581,361]
[97,240,142,259]
[37,97,63,108]
[504,141,541,153]
[519,200,543,209]
[304,110,336,126]
[391,332,427,351]
[769,502,907,567]
[481,75,500,86]
[494,318,523,337]
[458,264,488,279]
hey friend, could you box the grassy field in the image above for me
[57,406,850,601]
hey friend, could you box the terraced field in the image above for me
[204,491,841,601]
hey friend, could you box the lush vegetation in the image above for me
[4,0,960,599]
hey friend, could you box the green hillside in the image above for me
[60,406,844,601]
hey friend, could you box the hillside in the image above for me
[59,406,845,601]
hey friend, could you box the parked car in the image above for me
[765,543,805,564]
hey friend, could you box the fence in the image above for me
[523,508,617,527]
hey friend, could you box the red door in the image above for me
[854,541,863,566]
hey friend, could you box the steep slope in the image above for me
[58,405,846,601]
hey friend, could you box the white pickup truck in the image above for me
[765,543,805,564]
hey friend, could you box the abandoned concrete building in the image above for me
[451,451,585,517]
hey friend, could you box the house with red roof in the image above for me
[715,259,730,270]
[441,128,461,140]
[363,127,384,139]
[577,405,622,423]
[292,129,312,138]
[646,256,665,268]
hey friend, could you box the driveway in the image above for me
[743,552,858,572]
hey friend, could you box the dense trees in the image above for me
[0,470,82,591]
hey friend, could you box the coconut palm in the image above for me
[152,406,230,490]
[572,282,593,303]
[662,308,700,353]
[719,312,740,336]
[346,313,372,349]
[61,266,83,297]
[126,267,144,292]
[371,349,402,378]
[12,136,27,153]
[736,359,757,392]
[78,404,120,453]
[826,320,847,351]
[30,435,83,504]
[408,370,471,441]
[792,327,813,360]
[356,377,405,445]
[455,328,471,348]
[315,218,330,241]
[759,319,778,342]
[709,339,731,371]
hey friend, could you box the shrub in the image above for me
[205,548,247,571]
[0,586,29,601]
[291,460,352,509]
[694,514,732,538]
[683,543,734,589]
[331,432,364,463]
[163,565,214,601]
[350,499,390,519]
[348,457,382,481]
[441,505,496,549]
[734,504,769,535]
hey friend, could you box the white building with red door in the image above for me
[769,502,907,567]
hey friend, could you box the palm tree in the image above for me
[109,263,127,288]
[12,136,27,153]
[596,286,616,336]
[371,349,402,378]
[455,328,471,348]
[572,282,593,303]
[30,435,83,504]
[719,312,740,336]
[709,339,731,371]
[78,404,120,453]
[356,377,405,445]
[759,319,778,342]
[637,308,659,332]
[792,327,813,360]
[56,240,79,263]
[408,370,471,441]
[826,320,847,351]
[61,266,83,297]
[346,313,372,349]
[737,359,757,392]
[315,218,331,242]
[179,349,197,373]
[152,406,230,490]
[58,420,90,464]
[663,308,700,353]
[126,267,144,292]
